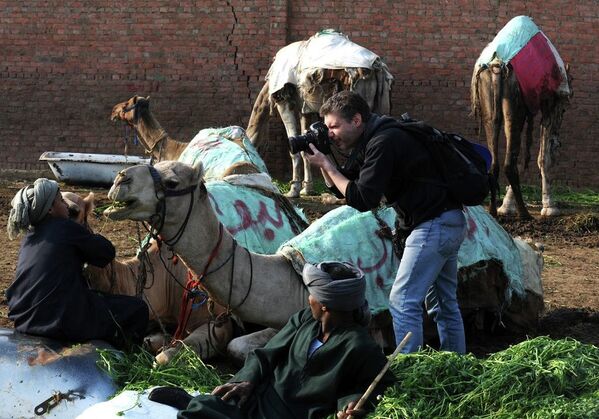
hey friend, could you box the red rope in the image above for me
[171,224,224,342]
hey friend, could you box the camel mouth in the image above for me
[103,199,137,218]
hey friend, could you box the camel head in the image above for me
[110,95,151,124]
[62,191,95,226]
[105,161,205,226]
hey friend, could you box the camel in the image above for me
[111,95,188,162]
[471,16,572,218]
[104,161,544,358]
[246,30,393,198]
[105,99,307,363]
[111,96,267,179]
[85,169,307,364]
[60,190,232,364]
[85,242,234,365]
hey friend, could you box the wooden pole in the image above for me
[347,331,412,419]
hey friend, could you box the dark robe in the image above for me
[6,217,148,347]
[179,308,394,419]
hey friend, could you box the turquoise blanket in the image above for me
[179,126,269,180]
[279,206,524,315]
[207,180,306,254]
[476,15,540,65]
[176,125,305,254]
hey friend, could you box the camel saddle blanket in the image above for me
[179,126,268,180]
[139,178,306,254]
[476,15,570,113]
[279,205,540,315]
[267,29,389,94]
[206,180,307,255]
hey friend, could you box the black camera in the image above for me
[288,121,331,155]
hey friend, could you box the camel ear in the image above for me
[191,160,205,183]
[83,192,95,219]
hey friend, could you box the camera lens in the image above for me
[288,134,309,154]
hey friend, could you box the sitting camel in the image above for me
[105,101,306,363]
[111,95,188,162]
[246,29,393,198]
[105,161,544,359]
[111,95,268,179]
[61,190,232,364]
[471,16,572,218]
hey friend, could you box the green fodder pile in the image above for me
[97,344,225,394]
[372,337,599,419]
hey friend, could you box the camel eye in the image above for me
[164,179,178,189]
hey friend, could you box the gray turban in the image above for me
[302,261,366,312]
[7,178,59,240]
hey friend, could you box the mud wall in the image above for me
[1,1,597,188]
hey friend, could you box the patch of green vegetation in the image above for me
[97,344,226,394]
[519,185,599,208]
[373,337,599,419]
[272,178,330,195]
[543,255,563,268]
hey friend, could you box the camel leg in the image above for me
[299,113,319,196]
[499,185,518,215]
[498,89,530,219]
[539,124,560,217]
[154,318,234,365]
[227,328,279,366]
[144,331,171,354]
[276,101,302,198]
[478,69,502,217]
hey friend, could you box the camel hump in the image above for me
[222,162,261,176]
[179,126,269,181]
[279,205,533,315]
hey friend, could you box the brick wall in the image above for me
[1,1,597,188]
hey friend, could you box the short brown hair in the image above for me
[319,91,371,122]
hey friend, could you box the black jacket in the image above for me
[333,114,461,229]
[7,217,118,341]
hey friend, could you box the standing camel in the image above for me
[104,160,544,357]
[246,30,393,198]
[471,16,572,218]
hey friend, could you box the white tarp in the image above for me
[267,30,383,95]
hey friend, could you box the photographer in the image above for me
[305,91,467,354]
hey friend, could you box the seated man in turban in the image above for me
[6,178,148,349]
[149,261,394,419]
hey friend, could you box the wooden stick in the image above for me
[347,331,412,419]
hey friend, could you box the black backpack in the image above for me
[397,114,491,206]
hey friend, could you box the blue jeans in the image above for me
[389,209,467,353]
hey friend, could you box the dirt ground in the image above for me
[0,178,598,354]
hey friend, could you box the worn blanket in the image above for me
[179,126,268,180]
[177,125,306,253]
[475,15,570,113]
[207,179,307,254]
[266,30,393,114]
[279,206,537,315]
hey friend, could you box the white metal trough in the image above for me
[0,327,117,418]
[39,152,150,186]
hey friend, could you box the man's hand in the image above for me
[337,401,366,418]
[304,144,335,172]
[211,381,254,406]
[305,144,350,197]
